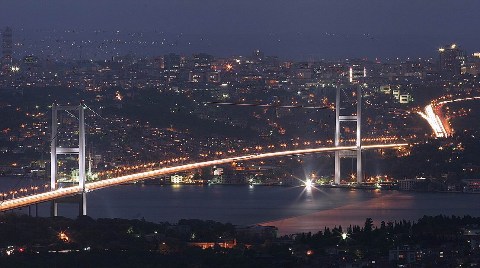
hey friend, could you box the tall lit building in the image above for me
[349,64,366,84]
[463,53,480,76]
[438,43,465,77]
[1,27,13,65]
[192,53,213,70]
[163,53,181,83]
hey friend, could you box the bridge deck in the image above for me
[0,144,407,212]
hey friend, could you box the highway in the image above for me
[418,96,480,138]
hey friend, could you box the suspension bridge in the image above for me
[0,87,409,215]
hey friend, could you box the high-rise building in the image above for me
[1,27,13,65]
[438,44,465,77]
[464,52,480,76]
[349,64,366,84]
[163,53,181,83]
[192,53,213,70]
[163,53,180,70]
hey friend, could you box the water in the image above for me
[2,177,480,235]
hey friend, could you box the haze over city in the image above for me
[1,0,480,59]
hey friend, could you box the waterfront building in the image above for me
[171,174,184,184]
[462,179,480,192]
[398,179,418,191]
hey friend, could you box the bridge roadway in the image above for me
[0,143,407,212]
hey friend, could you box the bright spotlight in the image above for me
[305,179,313,188]
[341,233,348,240]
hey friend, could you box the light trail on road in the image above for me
[418,96,480,138]
[418,104,448,138]
[0,143,407,212]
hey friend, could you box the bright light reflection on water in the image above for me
[2,178,479,235]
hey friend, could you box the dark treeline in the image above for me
[292,215,479,256]
[0,214,236,249]
[0,214,479,267]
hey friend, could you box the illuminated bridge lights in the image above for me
[438,96,480,105]
[0,144,408,212]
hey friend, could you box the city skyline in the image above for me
[1,2,480,266]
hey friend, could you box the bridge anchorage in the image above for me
[50,103,87,217]
[335,86,362,184]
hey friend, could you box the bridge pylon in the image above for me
[50,103,87,216]
[334,86,362,184]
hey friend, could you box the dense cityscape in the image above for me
[1,26,480,190]
[1,1,480,267]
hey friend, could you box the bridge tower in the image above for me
[334,86,362,184]
[51,104,87,216]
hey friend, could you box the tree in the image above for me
[380,221,386,230]
[364,218,373,232]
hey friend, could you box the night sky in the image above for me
[1,0,479,59]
